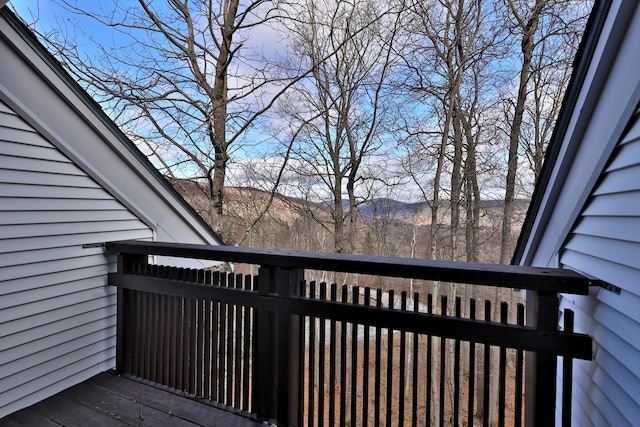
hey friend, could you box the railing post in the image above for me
[525,290,559,427]
[254,265,303,425]
[562,309,575,427]
[115,252,148,374]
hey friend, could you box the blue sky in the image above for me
[7,0,570,203]
[10,1,114,40]
[8,1,293,176]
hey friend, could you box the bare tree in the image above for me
[499,0,590,262]
[522,5,588,182]
[278,0,401,254]
[28,0,305,235]
[499,0,544,263]
[398,0,458,263]
[398,0,499,263]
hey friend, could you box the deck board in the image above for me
[0,371,265,426]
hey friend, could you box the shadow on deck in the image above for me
[0,371,265,427]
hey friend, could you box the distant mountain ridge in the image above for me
[167,178,529,230]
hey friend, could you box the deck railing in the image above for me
[107,240,594,427]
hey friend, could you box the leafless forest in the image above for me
[19,1,595,424]
[22,0,593,264]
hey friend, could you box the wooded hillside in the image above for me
[171,180,529,264]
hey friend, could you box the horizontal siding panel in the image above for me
[0,155,85,175]
[0,308,115,362]
[0,256,107,284]
[0,245,107,269]
[0,264,110,296]
[565,234,640,274]
[1,329,116,386]
[606,142,640,170]
[0,128,53,149]
[570,359,600,427]
[559,287,640,352]
[0,100,14,114]
[575,363,637,427]
[0,110,39,133]
[0,229,152,255]
[581,192,640,216]
[589,285,640,326]
[0,304,116,352]
[562,249,640,298]
[0,183,115,200]
[573,363,630,427]
[0,169,102,188]
[593,167,640,194]
[0,286,114,324]
[0,219,148,240]
[570,411,597,427]
[0,266,111,307]
[571,216,640,242]
[1,292,116,340]
[0,209,138,226]
[589,315,640,380]
[0,358,115,419]
[571,372,612,427]
[618,111,640,145]
[0,310,116,376]
[595,347,640,408]
[0,339,115,407]
[560,295,640,379]
[0,140,72,162]
[563,280,640,326]
[558,294,597,336]
[0,197,128,212]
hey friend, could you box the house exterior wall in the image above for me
[558,109,640,427]
[0,8,221,418]
[0,98,154,418]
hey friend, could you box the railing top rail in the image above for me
[106,240,593,294]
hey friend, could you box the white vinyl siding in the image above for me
[559,110,640,427]
[0,99,152,418]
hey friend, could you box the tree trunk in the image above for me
[500,0,544,263]
[333,179,346,253]
[347,169,358,254]
[450,107,464,261]
[430,114,448,260]
[210,0,239,234]
[463,113,480,263]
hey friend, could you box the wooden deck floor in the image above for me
[0,371,266,427]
